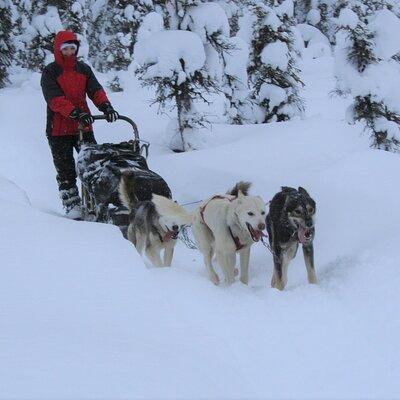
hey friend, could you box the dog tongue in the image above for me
[298,227,310,245]
[164,231,175,242]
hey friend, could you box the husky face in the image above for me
[152,194,193,241]
[286,187,316,244]
[235,192,267,242]
[158,214,182,240]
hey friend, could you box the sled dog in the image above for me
[266,186,317,290]
[119,171,192,267]
[192,182,267,285]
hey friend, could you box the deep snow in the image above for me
[1,54,400,398]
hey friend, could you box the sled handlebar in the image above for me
[78,114,150,158]
[91,114,139,141]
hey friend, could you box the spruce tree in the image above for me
[58,0,89,49]
[335,0,400,152]
[0,0,13,88]
[24,1,63,71]
[247,0,304,123]
[88,0,153,90]
[134,10,217,151]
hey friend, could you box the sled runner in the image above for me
[76,115,171,232]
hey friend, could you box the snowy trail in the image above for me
[1,57,400,398]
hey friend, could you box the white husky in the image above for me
[192,182,267,285]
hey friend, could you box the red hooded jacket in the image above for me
[41,31,110,136]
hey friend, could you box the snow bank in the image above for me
[2,42,400,399]
[0,176,30,206]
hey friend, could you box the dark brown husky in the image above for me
[266,187,317,290]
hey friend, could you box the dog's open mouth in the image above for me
[164,229,179,241]
[298,226,313,245]
[246,223,265,242]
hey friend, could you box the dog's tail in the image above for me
[152,194,194,226]
[227,181,252,197]
[118,170,138,211]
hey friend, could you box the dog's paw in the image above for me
[271,276,285,291]
[308,274,318,284]
[240,277,249,285]
[210,273,220,285]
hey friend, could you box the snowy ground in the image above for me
[1,55,400,398]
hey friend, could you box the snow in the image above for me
[134,30,206,79]
[31,6,63,37]
[181,2,230,44]
[297,23,331,59]
[1,46,400,399]
[306,8,321,25]
[124,4,134,21]
[135,11,164,43]
[261,41,289,70]
[369,9,400,60]
[275,0,294,19]
[265,9,282,31]
[297,23,331,47]
[259,83,287,108]
[335,31,400,114]
[237,9,257,43]
[224,36,249,85]
[0,176,31,206]
[337,8,359,29]
[91,0,106,20]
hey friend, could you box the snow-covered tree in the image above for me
[22,1,63,71]
[134,12,217,151]
[87,1,105,71]
[335,3,400,152]
[0,0,13,88]
[246,0,304,123]
[88,0,153,90]
[221,36,251,124]
[216,0,243,35]
[57,0,90,60]
[177,1,251,123]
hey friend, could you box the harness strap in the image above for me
[200,195,245,251]
[199,195,227,224]
[229,227,245,251]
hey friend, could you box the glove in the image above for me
[70,109,94,127]
[99,103,119,123]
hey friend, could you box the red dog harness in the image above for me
[199,195,245,251]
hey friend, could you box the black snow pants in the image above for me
[47,132,96,209]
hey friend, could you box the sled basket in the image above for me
[76,115,151,226]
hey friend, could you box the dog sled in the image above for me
[76,115,171,233]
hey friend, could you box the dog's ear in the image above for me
[298,186,310,197]
[237,190,245,202]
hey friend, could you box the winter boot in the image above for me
[60,187,82,220]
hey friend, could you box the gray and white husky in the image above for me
[266,186,317,290]
[192,182,267,286]
[119,172,192,267]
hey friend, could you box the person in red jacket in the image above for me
[41,30,119,220]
